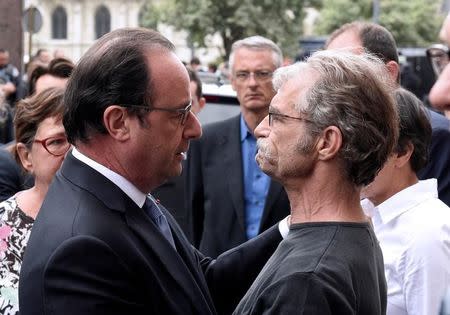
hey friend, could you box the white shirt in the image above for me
[362,179,450,315]
[72,148,148,207]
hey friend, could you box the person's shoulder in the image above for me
[201,114,240,136]
[0,196,18,218]
[5,64,19,78]
[427,108,450,130]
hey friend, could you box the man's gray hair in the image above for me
[273,50,399,186]
[229,36,283,72]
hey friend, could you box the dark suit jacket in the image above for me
[187,115,290,258]
[0,148,33,201]
[418,109,450,206]
[19,152,282,315]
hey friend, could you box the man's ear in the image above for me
[16,143,33,173]
[103,106,131,141]
[394,142,414,168]
[386,61,400,83]
[316,126,342,161]
[198,97,206,113]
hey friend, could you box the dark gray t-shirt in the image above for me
[233,222,387,315]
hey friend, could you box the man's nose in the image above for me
[184,111,202,139]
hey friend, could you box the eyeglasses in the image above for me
[268,111,312,127]
[34,135,70,156]
[120,102,192,125]
[234,70,273,82]
[426,44,450,76]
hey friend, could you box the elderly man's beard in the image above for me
[256,138,276,171]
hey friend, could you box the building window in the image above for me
[52,6,67,39]
[95,5,111,39]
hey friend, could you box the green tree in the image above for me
[140,0,313,59]
[315,0,443,47]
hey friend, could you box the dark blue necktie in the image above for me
[143,196,176,249]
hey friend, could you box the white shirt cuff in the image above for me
[278,216,290,239]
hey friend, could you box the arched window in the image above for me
[95,5,111,39]
[52,6,67,39]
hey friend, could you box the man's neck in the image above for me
[241,108,268,132]
[285,175,367,224]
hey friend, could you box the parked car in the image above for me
[197,83,240,125]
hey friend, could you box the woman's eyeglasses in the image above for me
[34,136,70,156]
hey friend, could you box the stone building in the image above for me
[23,0,221,64]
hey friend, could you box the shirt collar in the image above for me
[363,179,438,225]
[71,148,147,208]
[240,114,253,142]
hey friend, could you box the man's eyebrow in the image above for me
[268,106,281,114]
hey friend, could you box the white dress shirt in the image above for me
[362,179,450,315]
[72,148,148,207]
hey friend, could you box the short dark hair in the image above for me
[326,21,399,64]
[190,56,200,66]
[393,88,432,173]
[28,57,74,95]
[63,28,175,144]
[187,68,202,99]
[13,87,65,166]
[34,49,48,58]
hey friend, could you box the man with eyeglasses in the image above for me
[19,28,289,315]
[234,50,394,315]
[326,21,450,208]
[188,36,290,259]
[429,12,450,118]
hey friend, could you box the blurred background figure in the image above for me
[0,88,69,314]
[28,57,74,96]
[53,49,66,59]
[0,49,20,105]
[428,12,450,118]
[188,35,290,258]
[207,62,218,74]
[361,88,450,315]
[33,49,52,67]
[189,56,203,72]
[0,48,20,144]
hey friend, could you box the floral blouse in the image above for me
[0,196,34,314]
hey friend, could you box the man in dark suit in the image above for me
[188,36,290,258]
[326,21,450,207]
[19,28,287,315]
[152,68,205,241]
[0,147,27,201]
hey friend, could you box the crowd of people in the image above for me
[0,14,450,315]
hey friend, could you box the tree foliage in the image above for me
[315,0,443,47]
[140,0,311,59]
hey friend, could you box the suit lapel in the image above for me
[222,116,246,232]
[125,208,214,315]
